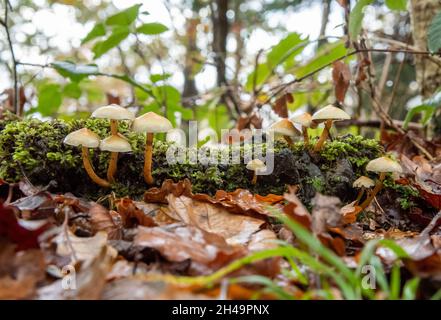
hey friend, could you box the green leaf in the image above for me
[402,278,420,300]
[52,61,99,82]
[105,4,141,26]
[349,0,374,39]
[428,12,441,53]
[63,82,82,99]
[37,84,62,116]
[385,0,407,11]
[295,41,348,78]
[150,73,171,83]
[81,23,106,44]
[92,26,130,59]
[245,33,306,91]
[403,90,441,128]
[137,22,168,35]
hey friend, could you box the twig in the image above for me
[335,119,423,131]
[2,0,18,115]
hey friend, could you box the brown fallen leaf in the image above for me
[283,187,312,229]
[116,197,157,228]
[0,244,46,299]
[340,201,362,224]
[134,223,245,274]
[38,246,115,300]
[311,193,343,236]
[332,61,351,103]
[166,194,265,246]
[89,203,122,240]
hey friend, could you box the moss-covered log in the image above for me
[0,117,386,203]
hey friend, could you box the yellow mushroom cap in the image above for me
[99,134,132,152]
[366,157,402,173]
[132,112,173,133]
[269,119,300,137]
[353,176,375,188]
[63,128,100,148]
[246,159,267,172]
[291,112,312,127]
[91,104,135,120]
[311,105,350,123]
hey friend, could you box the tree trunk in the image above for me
[211,0,229,86]
[182,18,199,104]
[410,0,441,98]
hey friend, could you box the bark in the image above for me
[410,0,441,98]
[211,0,229,86]
[182,18,199,103]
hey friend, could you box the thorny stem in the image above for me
[144,132,154,185]
[81,147,110,188]
[359,172,386,210]
[314,119,333,152]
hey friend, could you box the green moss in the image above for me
[383,177,420,210]
[0,118,385,203]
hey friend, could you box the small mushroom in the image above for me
[246,159,266,185]
[269,119,300,146]
[91,104,134,182]
[353,176,375,205]
[132,112,173,185]
[311,105,350,152]
[359,157,403,210]
[63,128,110,188]
[291,112,313,145]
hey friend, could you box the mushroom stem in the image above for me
[354,189,365,205]
[106,119,119,183]
[314,119,333,152]
[81,147,110,187]
[359,172,386,210]
[302,126,309,145]
[110,119,118,135]
[284,136,294,146]
[251,172,257,185]
[144,132,154,185]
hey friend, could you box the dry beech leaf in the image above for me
[340,201,362,224]
[134,223,245,272]
[283,187,312,229]
[116,198,157,228]
[166,194,265,246]
[89,203,122,239]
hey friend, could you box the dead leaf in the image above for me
[340,201,362,224]
[283,187,312,229]
[166,194,265,246]
[89,204,122,239]
[116,197,157,228]
[134,224,244,273]
[311,193,343,235]
[273,93,293,118]
[0,245,46,299]
[332,61,351,103]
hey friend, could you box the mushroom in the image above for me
[291,112,313,145]
[91,104,134,182]
[132,112,173,185]
[353,176,375,205]
[311,105,350,152]
[63,128,110,188]
[269,119,300,146]
[359,157,403,210]
[246,159,266,185]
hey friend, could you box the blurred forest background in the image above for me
[1,0,441,141]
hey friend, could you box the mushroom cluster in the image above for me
[63,104,173,187]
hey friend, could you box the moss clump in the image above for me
[383,177,420,210]
[0,118,385,203]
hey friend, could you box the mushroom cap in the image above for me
[366,156,402,173]
[353,176,375,188]
[246,159,267,172]
[291,112,312,127]
[269,119,300,137]
[132,112,173,133]
[99,134,132,152]
[63,128,100,148]
[91,104,135,120]
[311,105,350,123]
